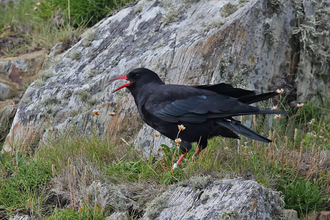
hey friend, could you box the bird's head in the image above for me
[109,68,164,94]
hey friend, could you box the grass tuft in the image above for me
[145,192,169,219]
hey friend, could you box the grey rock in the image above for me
[0,99,17,142]
[105,212,128,220]
[0,49,47,101]
[83,178,285,220]
[0,81,18,100]
[8,215,31,220]
[142,178,285,220]
[84,181,138,213]
[284,209,299,220]
[3,0,330,153]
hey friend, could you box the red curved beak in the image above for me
[108,75,132,94]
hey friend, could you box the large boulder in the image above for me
[142,178,285,220]
[77,178,286,220]
[3,0,330,152]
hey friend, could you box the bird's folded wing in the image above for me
[146,94,260,123]
[195,83,256,98]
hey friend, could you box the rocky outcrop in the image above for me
[143,178,285,220]
[5,178,289,220]
[81,178,286,220]
[3,0,330,152]
[0,50,48,93]
[0,50,48,149]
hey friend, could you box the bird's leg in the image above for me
[173,141,191,169]
[191,137,207,161]
[176,153,186,165]
[191,148,202,161]
[173,153,186,169]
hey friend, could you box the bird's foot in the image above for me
[173,153,186,169]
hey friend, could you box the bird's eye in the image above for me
[135,73,140,78]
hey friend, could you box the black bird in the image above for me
[110,68,284,168]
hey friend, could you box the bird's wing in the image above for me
[195,83,256,98]
[196,84,279,104]
[144,85,260,123]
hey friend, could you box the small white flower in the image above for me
[274,114,281,120]
[276,88,284,94]
[297,103,304,108]
[178,124,186,131]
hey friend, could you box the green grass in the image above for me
[0,0,35,32]
[0,0,83,57]
[1,100,330,218]
[0,151,52,217]
[0,0,136,57]
[35,0,135,27]
[278,171,329,217]
[46,206,106,220]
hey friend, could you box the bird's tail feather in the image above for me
[238,92,278,104]
[258,109,286,115]
[216,119,271,143]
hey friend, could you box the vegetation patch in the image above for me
[0,0,135,57]
[82,30,97,47]
[145,192,170,219]
[68,50,81,60]
[203,20,225,32]
[161,2,183,25]
[1,99,330,218]
[220,3,238,18]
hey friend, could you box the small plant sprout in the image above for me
[173,125,185,165]
[92,110,99,116]
[294,103,304,117]
[172,125,186,170]
[178,124,186,131]
[274,114,281,120]
[109,112,116,116]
